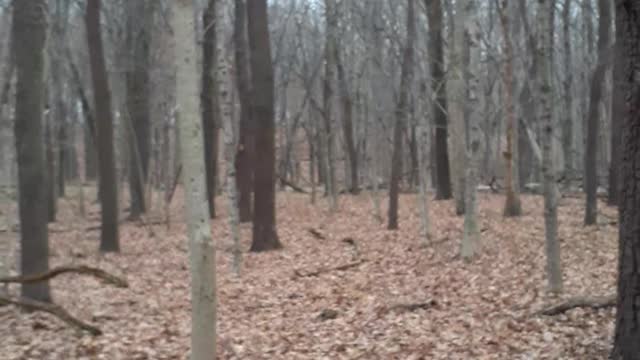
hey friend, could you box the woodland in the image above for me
[1,0,640,359]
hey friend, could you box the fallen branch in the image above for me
[537,294,616,316]
[277,174,308,194]
[294,260,365,278]
[0,294,102,335]
[0,265,128,288]
[308,228,326,240]
[387,300,437,314]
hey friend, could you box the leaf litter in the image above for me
[0,191,617,359]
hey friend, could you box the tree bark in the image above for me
[85,0,119,252]
[172,0,217,357]
[248,0,281,252]
[234,0,254,223]
[537,0,563,293]
[388,0,415,230]
[584,0,611,225]
[425,0,453,200]
[322,0,338,210]
[450,0,468,216]
[12,0,51,302]
[499,0,522,217]
[461,0,481,260]
[562,0,575,181]
[611,2,640,358]
[126,0,153,220]
[201,0,220,219]
[334,45,359,193]
[609,3,624,206]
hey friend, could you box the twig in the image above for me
[308,228,325,240]
[0,294,102,336]
[0,265,128,288]
[537,294,616,316]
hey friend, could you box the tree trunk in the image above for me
[201,0,220,219]
[125,0,153,220]
[609,3,624,206]
[584,0,610,225]
[334,45,358,193]
[85,0,119,252]
[425,0,453,200]
[461,0,481,260]
[12,0,51,302]
[234,0,254,223]
[499,0,522,217]
[172,0,217,357]
[323,0,338,210]
[612,4,640,358]
[388,0,415,230]
[450,0,468,216]
[248,0,281,252]
[537,0,562,293]
[562,0,575,182]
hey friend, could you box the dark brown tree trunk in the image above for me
[12,0,51,302]
[85,0,119,252]
[425,0,452,200]
[126,0,152,220]
[612,3,640,358]
[201,0,219,219]
[247,0,281,251]
[334,46,359,193]
[234,0,254,223]
[45,111,57,222]
[388,0,416,230]
[609,4,624,207]
[584,0,610,225]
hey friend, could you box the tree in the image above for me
[201,0,220,219]
[388,0,416,230]
[611,3,640,357]
[537,0,562,293]
[584,0,610,225]
[561,0,575,183]
[125,0,153,220]
[425,0,453,200]
[499,0,522,217]
[450,0,468,216]
[322,0,338,210]
[234,0,254,223]
[461,0,481,260]
[13,0,51,302]
[172,0,217,357]
[86,0,119,252]
[609,1,623,207]
[248,0,281,251]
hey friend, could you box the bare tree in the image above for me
[172,0,217,357]
[85,0,119,252]
[537,0,562,293]
[388,0,416,230]
[425,0,453,200]
[234,0,254,222]
[201,0,220,219]
[13,0,51,302]
[248,0,281,252]
[498,0,522,217]
[611,3,640,358]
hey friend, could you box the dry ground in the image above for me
[0,190,618,359]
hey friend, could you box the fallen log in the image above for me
[277,175,308,194]
[387,300,437,313]
[538,294,616,316]
[294,260,365,278]
[0,265,128,288]
[0,294,102,336]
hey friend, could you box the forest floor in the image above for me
[0,189,618,359]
